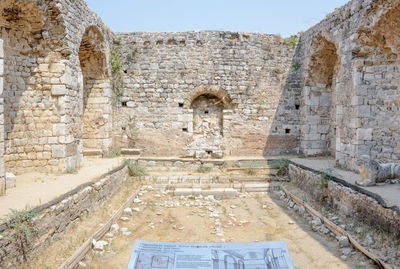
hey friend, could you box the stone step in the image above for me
[173,188,237,198]
[83,149,103,156]
[121,148,142,155]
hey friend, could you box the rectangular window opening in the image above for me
[121,101,128,107]
[182,128,188,132]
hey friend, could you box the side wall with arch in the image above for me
[296,0,400,170]
[0,0,112,175]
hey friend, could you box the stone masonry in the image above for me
[0,38,4,195]
[112,32,300,158]
[0,0,399,178]
[297,0,400,170]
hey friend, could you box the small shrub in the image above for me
[241,161,258,176]
[125,159,147,177]
[320,168,334,189]
[272,158,291,176]
[110,49,122,75]
[106,149,121,159]
[198,164,212,173]
[66,167,78,174]
[1,208,36,241]
[293,62,301,71]
[284,37,298,47]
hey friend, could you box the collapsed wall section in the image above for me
[112,31,300,157]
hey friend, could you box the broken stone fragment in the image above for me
[110,223,119,233]
[341,247,352,256]
[123,208,133,216]
[78,261,87,269]
[121,227,131,236]
[120,217,130,222]
[92,239,108,251]
[338,236,350,248]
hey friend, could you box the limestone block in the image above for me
[38,64,49,72]
[121,148,141,155]
[52,85,67,96]
[5,172,16,188]
[195,150,206,159]
[52,145,66,158]
[357,128,372,141]
[83,149,103,156]
[60,73,74,86]
[211,150,223,159]
[0,39,3,58]
[53,123,67,136]
[50,63,65,73]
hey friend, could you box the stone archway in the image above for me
[78,26,112,153]
[302,35,339,156]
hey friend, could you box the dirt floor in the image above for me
[83,186,377,269]
[0,157,125,218]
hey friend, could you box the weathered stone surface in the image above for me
[5,172,15,188]
[356,155,400,186]
[289,164,400,238]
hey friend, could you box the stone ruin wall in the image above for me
[297,0,400,170]
[0,38,4,194]
[0,0,399,175]
[112,31,300,157]
[0,0,112,174]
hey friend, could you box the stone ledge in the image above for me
[121,148,142,155]
[288,163,400,238]
[83,149,103,156]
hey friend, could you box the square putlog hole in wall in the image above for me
[179,103,184,108]
[121,101,128,107]
[285,129,291,134]
[295,104,300,110]
[182,128,188,132]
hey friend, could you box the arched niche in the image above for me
[191,94,224,137]
[78,26,112,152]
[302,35,339,156]
[185,88,233,158]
